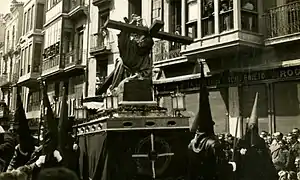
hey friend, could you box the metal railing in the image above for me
[42,55,62,71]
[265,1,300,38]
[64,50,76,67]
[152,40,182,62]
[90,28,111,52]
[63,47,86,67]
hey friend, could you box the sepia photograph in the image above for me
[0,0,299,179]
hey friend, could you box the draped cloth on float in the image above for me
[78,130,191,180]
[79,132,107,180]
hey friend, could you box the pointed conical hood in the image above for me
[15,92,29,135]
[58,86,76,170]
[190,61,214,134]
[243,92,263,147]
[42,83,58,156]
[58,87,72,151]
[15,91,34,152]
[248,92,259,131]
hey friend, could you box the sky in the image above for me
[0,0,25,14]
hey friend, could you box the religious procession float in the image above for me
[74,15,194,180]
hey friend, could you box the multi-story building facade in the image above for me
[152,0,300,134]
[17,0,46,131]
[1,0,24,120]
[41,0,88,117]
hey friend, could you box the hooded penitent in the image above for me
[41,83,59,166]
[237,93,278,180]
[15,92,35,153]
[58,87,76,170]
[190,61,215,135]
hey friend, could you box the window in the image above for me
[3,56,7,74]
[219,0,233,32]
[47,0,62,11]
[241,0,258,32]
[77,30,84,64]
[202,0,215,36]
[24,47,28,74]
[36,4,44,29]
[128,0,142,20]
[30,5,34,30]
[63,31,72,52]
[33,43,41,72]
[23,13,26,35]
[186,0,198,38]
[26,9,30,33]
[27,91,40,112]
[170,0,181,34]
[12,26,15,49]
[28,44,32,73]
[96,60,108,95]
[98,12,109,47]
[28,8,31,33]
[21,49,24,76]
[69,77,75,95]
[169,0,182,52]
[6,30,9,51]
[151,0,163,23]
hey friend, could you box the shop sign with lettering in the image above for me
[155,65,300,94]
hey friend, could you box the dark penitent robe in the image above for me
[236,130,278,180]
[0,132,18,172]
[187,132,234,180]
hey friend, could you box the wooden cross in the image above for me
[104,19,193,45]
[131,133,174,179]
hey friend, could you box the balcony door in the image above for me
[128,0,141,20]
[77,28,84,64]
[98,12,109,48]
[96,60,108,95]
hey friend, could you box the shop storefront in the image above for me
[155,65,300,134]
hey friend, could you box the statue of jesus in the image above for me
[109,14,154,91]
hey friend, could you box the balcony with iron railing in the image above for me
[0,74,11,87]
[41,42,63,77]
[90,28,112,56]
[63,48,86,75]
[265,1,300,45]
[18,60,40,88]
[41,55,63,77]
[68,0,88,20]
[153,40,182,62]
